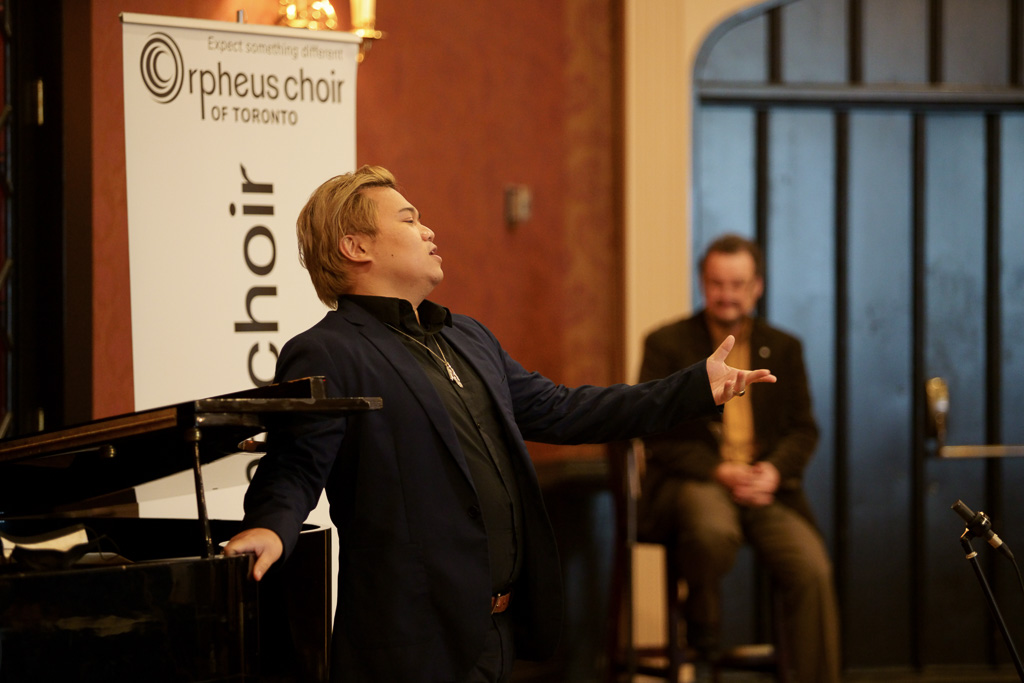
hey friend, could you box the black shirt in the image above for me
[345,295,522,594]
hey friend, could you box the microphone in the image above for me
[952,499,1014,559]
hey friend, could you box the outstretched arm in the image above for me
[707,334,776,405]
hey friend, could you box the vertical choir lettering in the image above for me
[233,165,279,387]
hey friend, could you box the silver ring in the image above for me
[736,389,746,397]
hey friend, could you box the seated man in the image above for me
[638,234,840,683]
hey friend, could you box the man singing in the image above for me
[224,166,775,683]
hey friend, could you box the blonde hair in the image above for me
[296,165,397,308]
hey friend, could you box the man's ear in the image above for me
[752,276,765,301]
[339,233,372,263]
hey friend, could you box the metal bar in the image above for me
[697,82,1024,108]
[833,109,851,631]
[929,0,943,84]
[848,0,863,84]
[1011,0,1022,87]
[985,115,1003,445]
[910,112,927,671]
[755,108,769,320]
[984,111,1005,667]
[185,427,215,559]
[940,445,1024,459]
[959,534,1024,681]
[767,6,782,84]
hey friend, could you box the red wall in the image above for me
[86,0,621,461]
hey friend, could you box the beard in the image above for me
[706,301,748,327]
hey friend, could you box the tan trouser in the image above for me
[665,479,841,683]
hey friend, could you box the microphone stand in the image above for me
[959,530,1024,681]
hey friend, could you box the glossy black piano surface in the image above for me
[0,379,380,682]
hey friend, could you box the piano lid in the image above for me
[0,377,382,519]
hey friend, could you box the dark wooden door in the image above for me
[693,0,1024,671]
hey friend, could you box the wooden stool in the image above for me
[607,440,792,683]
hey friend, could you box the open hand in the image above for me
[706,335,776,405]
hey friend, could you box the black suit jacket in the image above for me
[241,299,720,682]
[638,311,820,534]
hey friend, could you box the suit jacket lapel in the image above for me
[749,320,772,432]
[441,323,534,468]
[335,300,475,484]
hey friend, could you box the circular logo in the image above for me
[139,33,184,103]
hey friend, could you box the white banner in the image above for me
[122,13,359,410]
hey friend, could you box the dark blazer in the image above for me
[242,299,719,682]
[638,311,820,533]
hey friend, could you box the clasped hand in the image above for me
[715,460,781,507]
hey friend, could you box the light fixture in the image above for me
[276,1,339,31]
[348,0,383,63]
[276,0,383,63]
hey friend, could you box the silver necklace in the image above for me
[386,324,464,388]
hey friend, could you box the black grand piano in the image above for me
[0,378,380,682]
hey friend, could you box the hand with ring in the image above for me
[706,335,775,405]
